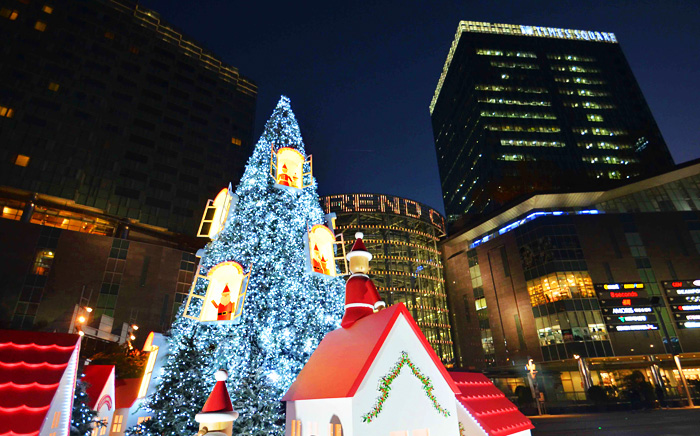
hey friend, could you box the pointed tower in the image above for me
[138,97,346,436]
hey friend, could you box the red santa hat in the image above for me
[195,370,239,424]
[346,232,372,261]
[221,285,230,295]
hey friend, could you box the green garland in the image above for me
[459,422,465,436]
[362,351,451,423]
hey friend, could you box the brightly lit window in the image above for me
[32,250,55,276]
[48,82,60,92]
[586,114,604,122]
[34,21,47,31]
[499,154,535,162]
[477,49,536,58]
[112,415,123,433]
[14,154,30,167]
[527,271,595,306]
[565,101,615,109]
[486,125,561,133]
[551,64,600,73]
[231,137,242,146]
[0,8,19,19]
[329,423,342,436]
[0,106,15,118]
[475,84,547,93]
[491,61,539,69]
[138,346,159,398]
[578,142,630,150]
[51,412,60,428]
[501,139,564,148]
[481,110,556,119]
[574,128,626,136]
[582,156,637,165]
[291,420,301,436]
[479,97,551,106]
[547,54,596,62]
[137,417,151,424]
[555,76,605,85]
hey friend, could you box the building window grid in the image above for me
[12,228,60,328]
[173,252,197,319]
[96,239,130,317]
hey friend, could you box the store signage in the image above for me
[605,313,656,325]
[520,25,617,43]
[662,280,700,327]
[322,193,446,235]
[608,307,652,315]
[597,297,650,308]
[610,324,658,332]
[674,305,700,311]
[679,321,700,329]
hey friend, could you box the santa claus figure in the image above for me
[341,232,386,328]
[277,163,297,187]
[211,285,235,321]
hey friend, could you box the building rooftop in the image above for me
[445,158,700,247]
[431,21,618,113]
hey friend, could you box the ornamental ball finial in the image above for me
[355,232,364,239]
[214,369,228,382]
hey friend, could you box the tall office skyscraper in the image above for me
[0,0,257,235]
[430,22,674,224]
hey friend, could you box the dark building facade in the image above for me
[443,160,700,405]
[0,0,257,235]
[0,186,201,337]
[321,193,455,364]
[430,22,674,223]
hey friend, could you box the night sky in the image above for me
[140,0,700,215]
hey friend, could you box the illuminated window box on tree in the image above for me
[182,261,250,324]
[270,145,312,190]
[198,185,238,239]
[303,224,348,277]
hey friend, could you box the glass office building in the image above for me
[430,22,674,224]
[321,193,455,364]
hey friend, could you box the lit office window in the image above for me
[0,106,15,118]
[501,139,564,148]
[42,5,53,14]
[481,110,556,120]
[14,154,30,167]
[32,250,55,276]
[0,8,19,19]
[586,114,604,122]
[34,21,47,32]
[48,82,60,92]
[490,61,539,69]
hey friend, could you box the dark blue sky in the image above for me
[141,0,700,215]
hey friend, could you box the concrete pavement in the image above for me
[530,407,700,436]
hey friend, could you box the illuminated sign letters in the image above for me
[323,194,446,235]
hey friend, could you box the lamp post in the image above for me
[525,359,543,415]
[649,296,694,407]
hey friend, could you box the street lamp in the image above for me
[525,358,543,415]
[649,296,694,407]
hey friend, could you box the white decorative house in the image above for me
[282,304,533,436]
[83,364,116,436]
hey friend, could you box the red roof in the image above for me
[114,378,141,409]
[0,330,81,436]
[283,303,460,401]
[82,365,115,409]
[450,372,534,436]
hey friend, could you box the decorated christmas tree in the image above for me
[133,97,345,436]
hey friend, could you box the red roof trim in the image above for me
[346,305,402,397]
[0,343,76,351]
[346,304,460,397]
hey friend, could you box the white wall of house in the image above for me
[40,345,80,436]
[351,314,460,436]
[285,397,353,436]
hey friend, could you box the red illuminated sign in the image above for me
[672,282,683,288]
[610,291,639,298]
[622,299,632,306]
